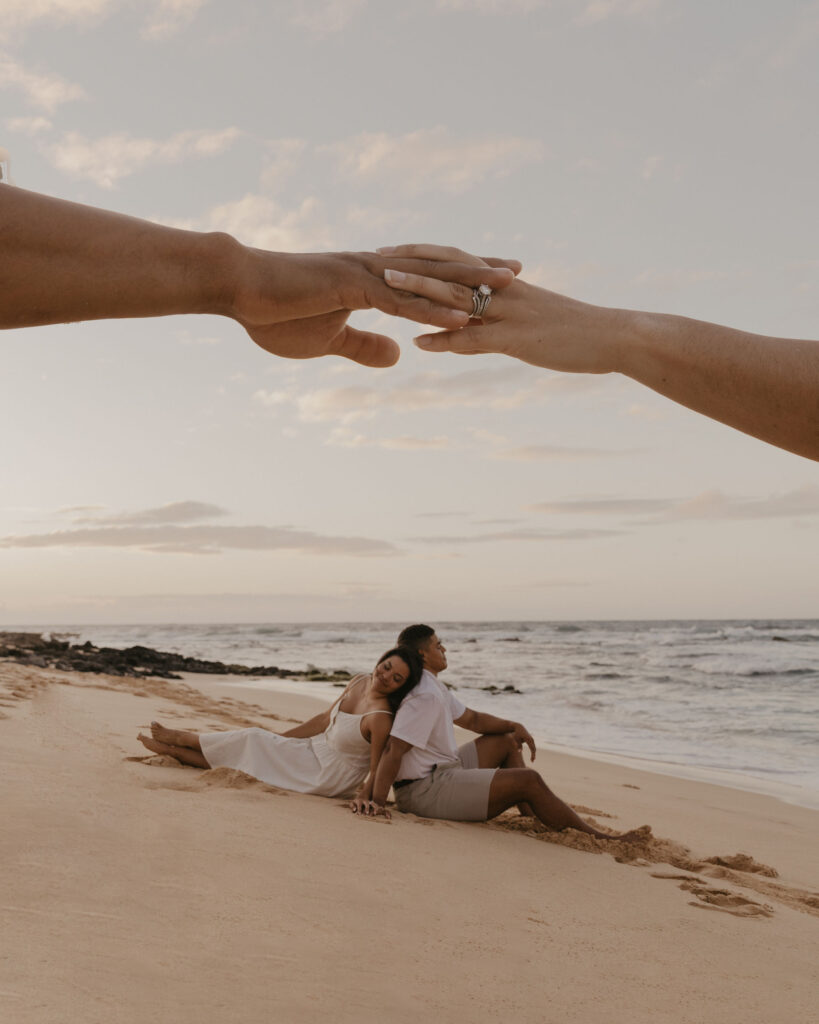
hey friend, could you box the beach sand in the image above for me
[1,662,817,1024]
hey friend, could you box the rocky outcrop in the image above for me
[0,632,352,683]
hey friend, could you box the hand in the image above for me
[509,722,536,761]
[226,245,521,369]
[380,243,620,375]
[349,796,392,820]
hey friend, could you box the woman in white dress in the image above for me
[136,645,423,803]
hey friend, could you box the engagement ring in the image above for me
[470,283,492,318]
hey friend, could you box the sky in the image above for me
[1,0,818,625]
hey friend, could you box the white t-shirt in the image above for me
[390,669,466,780]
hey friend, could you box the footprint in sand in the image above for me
[650,872,774,918]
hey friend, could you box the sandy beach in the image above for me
[2,661,817,1024]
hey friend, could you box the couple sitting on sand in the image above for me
[139,624,643,841]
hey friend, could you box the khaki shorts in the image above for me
[392,741,496,822]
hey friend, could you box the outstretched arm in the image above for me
[382,244,819,461]
[0,188,518,367]
[454,707,536,760]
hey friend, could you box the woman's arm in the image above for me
[382,244,819,462]
[351,713,393,807]
[279,707,332,739]
[0,187,517,367]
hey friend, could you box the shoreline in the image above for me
[198,670,819,812]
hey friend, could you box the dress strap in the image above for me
[359,709,393,718]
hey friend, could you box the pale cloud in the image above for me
[1,523,396,556]
[528,487,819,522]
[290,366,581,424]
[66,501,226,526]
[0,0,207,38]
[491,444,630,461]
[409,527,622,544]
[198,194,334,251]
[437,0,543,11]
[321,127,545,195]
[631,266,751,291]
[6,115,53,135]
[576,0,662,26]
[45,127,242,188]
[288,0,367,34]
[0,54,85,112]
[328,427,450,451]
[259,139,309,192]
[141,0,208,39]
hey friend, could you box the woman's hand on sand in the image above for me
[379,243,620,375]
[225,245,521,368]
[349,795,391,820]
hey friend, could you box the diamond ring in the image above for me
[470,283,492,318]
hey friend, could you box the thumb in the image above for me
[330,326,401,367]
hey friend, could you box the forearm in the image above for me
[460,709,517,735]
[614,309,819,461]
[0,186,237,328]
[371,746,404,806]
[281,710,330,738]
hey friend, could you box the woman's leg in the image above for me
[137,732,210,769]
[150,721,202,751]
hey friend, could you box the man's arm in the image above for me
[454,707,536,760]
[352,735,412,818]
[0,187,518,368]
[382,244,819,462]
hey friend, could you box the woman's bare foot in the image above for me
[137,732,166,756]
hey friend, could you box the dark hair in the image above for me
[396,623,435,653]
[377,644,423,713]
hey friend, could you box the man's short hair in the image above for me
[397,623,435,651]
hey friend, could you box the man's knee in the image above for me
[519,768,546,797]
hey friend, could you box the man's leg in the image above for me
[473,734,534,816]
[487,768,641,840]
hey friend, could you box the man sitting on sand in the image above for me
[352,623,644,841]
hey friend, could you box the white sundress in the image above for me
[199,701,391,798]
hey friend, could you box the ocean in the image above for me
[27,619,819,808]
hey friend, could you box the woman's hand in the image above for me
[349,795,391,820]
[379,243,622,375]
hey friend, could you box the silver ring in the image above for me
[470,283,492,318]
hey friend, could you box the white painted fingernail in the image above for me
[384,269,406,284]
[377,246,397,255]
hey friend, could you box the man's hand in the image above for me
[509,722,536,761]
[349,796,391,820]
[227,247,521,368]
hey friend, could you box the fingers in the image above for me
[382,258,515,290]
[483,257,523,276]
[379,243,519,274]
[413,326,494,355]
[384,269,475,314]
[328,326,401,367]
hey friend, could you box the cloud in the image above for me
[0,0,207,39]
[491,444,633,461]
[0,54,85,112]
[409,527,622,545]
[280,365,585,425]
[288,0,367,33]
[575,0,662,26]
[65,501,227,526]
[320,127,545,194]
[437,0,543,11]
[196,193,334,251]
[5,115,53,135]
[141,0,208,39]
[0,523,397,556]
[327,428,450,451]
[44,127,242,188]
[2,500,397,555]
[528,487,819,522]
